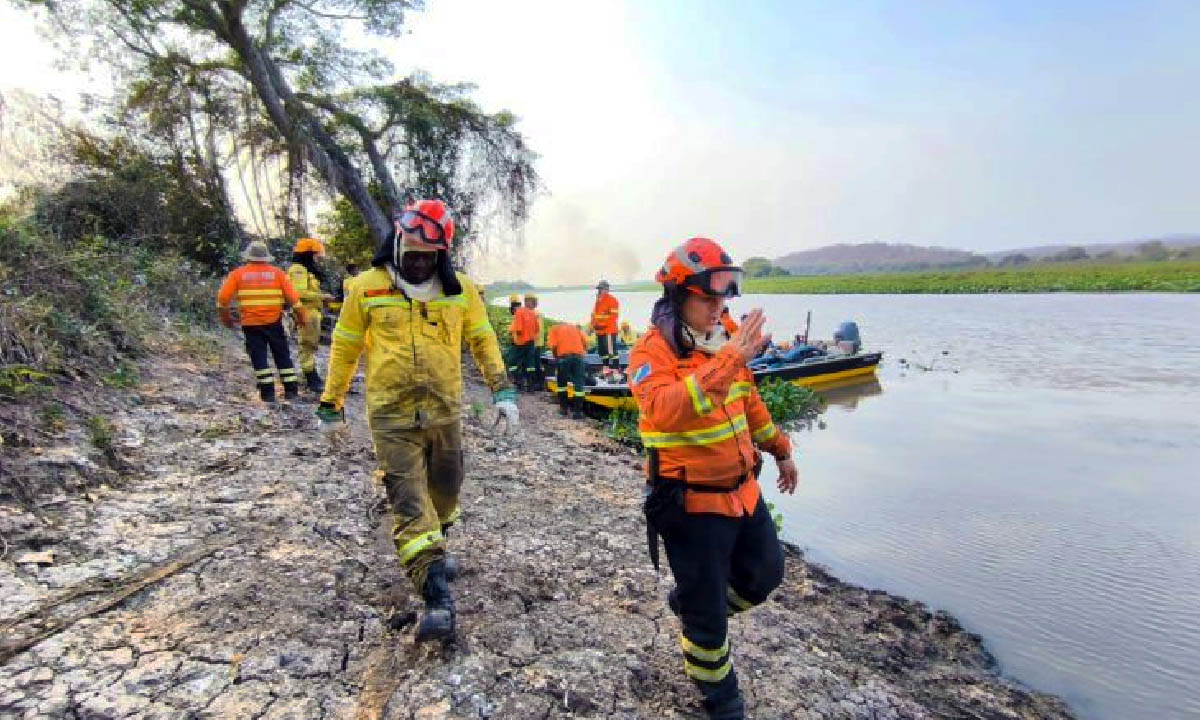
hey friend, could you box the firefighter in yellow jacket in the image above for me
[315,199,518,642]
[288,237,332,393]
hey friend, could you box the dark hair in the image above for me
[650,286,694,359]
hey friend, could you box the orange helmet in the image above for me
[396,199,455,250]
[654,237,743,297]
[293,237,325,255]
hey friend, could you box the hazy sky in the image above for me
[3,1,1200,283]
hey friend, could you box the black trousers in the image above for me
[243,321,299,399]
[596,333,619,368]
[662,497,784,706]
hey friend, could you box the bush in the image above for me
[756,378,823,426]
[0,195,219,381]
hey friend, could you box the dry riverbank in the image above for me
[0,334,1075,719]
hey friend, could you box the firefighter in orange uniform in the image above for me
[216,241,308,402]
[509,294,542,391]
[590,279,621,369]
[546,321,590,417]
[629,237,799,720]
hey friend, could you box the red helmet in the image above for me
[395,199,455,250]
[655,237,743,297]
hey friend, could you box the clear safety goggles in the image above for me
[397,210,449,249]
[685,268,743,298]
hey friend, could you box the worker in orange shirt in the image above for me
[216,241,308,403]
[629,237,798,720]
[590,279,621,369]
[546,321,590,417]
[509,294,542,391]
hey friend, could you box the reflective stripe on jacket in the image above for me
[629,328,792,517]
[320,268,509,429]
[591,292,620,335]
[216,262,301,326]
[288,263,325,310]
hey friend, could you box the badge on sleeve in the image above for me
[632,363,651,385]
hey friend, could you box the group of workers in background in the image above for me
[214,199,794,719]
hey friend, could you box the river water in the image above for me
[530,290,1200,720]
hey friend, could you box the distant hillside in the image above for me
[985,235,1200,261]
[774,242,987,275]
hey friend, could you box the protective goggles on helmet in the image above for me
[683,268,743,298]
[397,210,449,249]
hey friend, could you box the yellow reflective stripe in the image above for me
[333,325,364,343]
[397,530,443,566]
[725,381,753,405]
[727,587,754,611]
[238,288,284,297]
[444,506,462,525]
[684,659,732,683]
[466,319,495,338]
[684,375,715,416]
[681,635,729,662]
[641,414,748,449]
[361,296,410,310]
[429,295,468,308]
[752,422,779,443]
[238,299,286,307]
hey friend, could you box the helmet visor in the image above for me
[687,268,743,297]
[398,210,448,249]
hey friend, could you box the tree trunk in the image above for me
[220,8,391,243]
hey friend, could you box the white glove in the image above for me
[495,400,520,432]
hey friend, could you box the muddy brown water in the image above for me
[534,290,1200,720]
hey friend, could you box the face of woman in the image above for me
[681,292,726,333]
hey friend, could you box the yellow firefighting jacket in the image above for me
[287,263,326,311]
[321,268,509,429]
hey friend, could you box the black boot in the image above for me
[703,689,745,720]
[258,384,276,403]
[415,560,455,642]
[557,393,569,415]
[570,396,586,419]
[283,382,300,400]
[443,554,460,582]
[305,370,324,393]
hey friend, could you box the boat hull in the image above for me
[543,352,883,412]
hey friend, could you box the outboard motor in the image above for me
[833,321,862,354]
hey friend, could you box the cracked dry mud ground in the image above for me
[0,336,1076,719]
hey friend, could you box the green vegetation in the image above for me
[742,257,791,278]
[756,379,824,425]
[602,380,823,453]
[605,407,643,450]
[0,197,218,386]
[743,260,1200,294]
[86,415,114,452]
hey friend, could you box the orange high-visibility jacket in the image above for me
[629,328,792,517]
[547,323,587,357]
[510,306,541,345]
[217,262,301,326]
[591,292,620,335]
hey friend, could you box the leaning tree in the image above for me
[19,0,538,250]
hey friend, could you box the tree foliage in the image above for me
[20,0,538,257]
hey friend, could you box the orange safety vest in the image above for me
[547,323,587,357]
[216,262,301,326]
[591,292,620,335]
[629,328,792,517]
[510,306,541,345]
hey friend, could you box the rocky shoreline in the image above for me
[0,334,1076,719]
